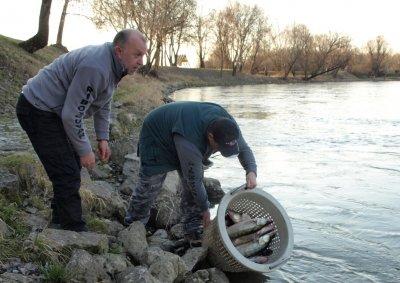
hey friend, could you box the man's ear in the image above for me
[207,132,214,143]
[114,45,122,59]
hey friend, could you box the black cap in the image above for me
[209,118,240,157]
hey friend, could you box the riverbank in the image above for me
[0,33,369,118]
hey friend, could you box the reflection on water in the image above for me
[173,82,400,282]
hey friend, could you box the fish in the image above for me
[231,223,275,246]
[226,210,252,224]
[248,255,269,264]
[235,231,276,257]
[227,217,269,238]
[256,223,275,236]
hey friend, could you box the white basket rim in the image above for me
[216,187,294,272]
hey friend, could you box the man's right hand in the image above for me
[80,152,96,169]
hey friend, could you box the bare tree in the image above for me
[213,10,231,77]
[367,35,391,77]
[92,0,133,31]
[303,32,352,80]
[279,24,312,79]
[248,15,270,74]
[19,0,53,53]
[164,0,196,67]
[224,2,263,76]
[191,14,214,68]
[92,0,195,71]
[56,0,70,47]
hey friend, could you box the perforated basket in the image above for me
[203,186,293,273]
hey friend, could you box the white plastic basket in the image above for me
[203,186,294,273]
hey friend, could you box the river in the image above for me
[172,81,400,283]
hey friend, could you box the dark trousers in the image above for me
[126,168,204,234]
[16,94,86,231]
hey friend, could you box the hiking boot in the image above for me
[48,222,61,229]
[124,216,134,226]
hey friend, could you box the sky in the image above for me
[0,0,399,53]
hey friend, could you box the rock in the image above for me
[66,249,112,283]
[118,221,148,262]
[0,218,9,239]
[81,168,92,183]
[184,268,230,283]
[203,177,224,202]
[147,229,175,252]
[115,266,161,283]
[94,252,133,275]
[34,229,109,254]
[0,168,18,194]
[119,154,141,195]
[152,188,181,229]
[21,214,48,232]
[169,223,185,240]
[140,246,189,283]
[0,272,38,283]
[182,246,208,271]
[83,180,127,221]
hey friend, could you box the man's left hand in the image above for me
[96,140,111,161]
[246,172,257,189]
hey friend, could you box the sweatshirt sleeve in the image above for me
[94,100,111,141]
[237,134,257,176]
[173,134,209,211]
[61,66,107,156]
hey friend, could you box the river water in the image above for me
[172,81,400,283]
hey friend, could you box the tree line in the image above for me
[19,0,400,79]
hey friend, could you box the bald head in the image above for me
[113,29,147,75]
[113,29,147,47]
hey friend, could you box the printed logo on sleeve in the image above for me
[75,86,94,139]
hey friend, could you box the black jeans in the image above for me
[16,94,86,231]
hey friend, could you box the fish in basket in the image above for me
[203,185,294,273]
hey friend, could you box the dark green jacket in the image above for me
[139,101,256,176]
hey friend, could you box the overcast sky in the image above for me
[0,0,398,52]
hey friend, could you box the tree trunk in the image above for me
[231,62,237,76]
[56,0,70,47]
[18,0,53,53]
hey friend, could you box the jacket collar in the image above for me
[107,43,126,81]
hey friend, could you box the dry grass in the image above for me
[80,188,107,215]
[115,74,165,116]
[0,35,66,113]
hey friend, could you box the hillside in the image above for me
[0,34,280,118]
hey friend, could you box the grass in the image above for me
[80,187,107,216]
[0,35,66,114]
[42,263,75,283]
[0,153,51,198]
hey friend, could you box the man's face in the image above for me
[115,34,147,75]
[207,133,219,154]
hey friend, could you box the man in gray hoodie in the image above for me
[16,29,147,232]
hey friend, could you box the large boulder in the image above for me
[33,229,109,254]
[83,180,127,221]
[140,246,189,283]
[118,221,148,262]
[0,168,18,194]
[66,249,112,283]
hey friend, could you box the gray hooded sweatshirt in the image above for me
[22,42,125,156]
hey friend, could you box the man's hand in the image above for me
[246,172,257,189]
[80,152,96,169]
[96,140,111,161]
[202,209,211,228]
